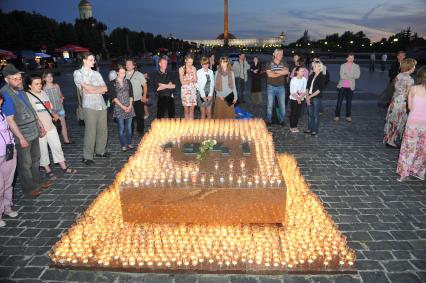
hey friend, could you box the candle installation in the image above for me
[50,119,355,274]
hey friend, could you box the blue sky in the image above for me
[2,0,425,42]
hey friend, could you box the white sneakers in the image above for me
[5,210,18,218]
[1,210,19,227]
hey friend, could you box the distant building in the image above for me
[79,0,93,20]
[187,32,286,48]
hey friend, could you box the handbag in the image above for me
[224,92,235,106]
[27,91,62,133]
[0,124,14,161]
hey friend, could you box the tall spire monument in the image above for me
[224,0,229,46]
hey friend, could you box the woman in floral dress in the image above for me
[179,54,198,119]
[383,58,417,148]
[397,66,426,181]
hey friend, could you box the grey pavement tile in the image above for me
[174,274,198,283]
[12,267,45,279]
[383,261,416,272]
[360,271,390,283]
[387,272,423,283]
[198,276,230,283]
[282,276,311,283]
[258,277,283,283]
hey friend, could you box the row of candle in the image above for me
[51,153,355,272]
[120,119,281,189]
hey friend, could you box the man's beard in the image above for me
[10,84,23,91]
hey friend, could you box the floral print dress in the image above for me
[397,87,426,180]
[383,73,414,146]
[181,68,197,107]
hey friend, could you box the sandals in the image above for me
[61,167,77,174]
[46,171,57,181]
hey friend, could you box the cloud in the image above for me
[362,3,386,20]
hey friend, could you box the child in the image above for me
[289,67,307,133]
[42,72,73,144]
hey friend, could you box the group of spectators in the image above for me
[1,49,425,227]
[0,64,77,227]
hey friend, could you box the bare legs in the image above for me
[59,116,70,143]
[200,106,212,119]
[184,106,195,119]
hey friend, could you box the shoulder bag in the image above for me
[27,91,62,133]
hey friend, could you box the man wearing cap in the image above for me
[0,64,51,198]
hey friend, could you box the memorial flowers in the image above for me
[196,139,217,161]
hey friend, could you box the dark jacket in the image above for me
[108,79,133,103]
[389,61,400,82]
[306,72,325,98]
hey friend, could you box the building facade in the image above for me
[187,33,285,48]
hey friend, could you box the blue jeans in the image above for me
[117,117,133,147]
[235,78,246,102]
[307,98,320,133]
[266,85,286,123]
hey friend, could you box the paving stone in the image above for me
[40,269,70,281]
[410,260,426,270]
[333,275,362,283]
[230,277,259,283]
[356,260,384,270]
[360,271,390,283]
[258,277,282,283]
[0,267,17,278]
[390,231,419,240]
[387,272,423,283]
[383,261,415,272]
[363,251,394,260]
[174,274,198,283]
[282,276,311,283]
[67,270,96,282]
[198,276,230,283]
[140,274,174,283]
[12,267,45,279]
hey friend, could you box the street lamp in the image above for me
[324,41,328,45]
[393,38,399,42]
[350,40,354,44]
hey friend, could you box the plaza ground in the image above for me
[0,61,424,283]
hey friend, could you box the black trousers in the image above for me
[289,99,303,128]
[335,88,353,118]
[157,95,175,118]
[133,100,145,134]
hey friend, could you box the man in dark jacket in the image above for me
[389,51,406,82]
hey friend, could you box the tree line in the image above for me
[0,10,192,58]
[287,28,426,53]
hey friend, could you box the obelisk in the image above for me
[224,0,229,47]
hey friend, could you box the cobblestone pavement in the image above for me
[0,64,424,283]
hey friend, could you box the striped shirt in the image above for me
[266,60,287,86]
[73,67,107,110]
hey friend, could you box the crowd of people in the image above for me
[0,49,424,227]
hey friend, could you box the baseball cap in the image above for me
[2,64,23,77]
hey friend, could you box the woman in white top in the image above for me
[179,54,198,119]
[289,66,307,133]
[196,56,215,119]
[25,74,77,180]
